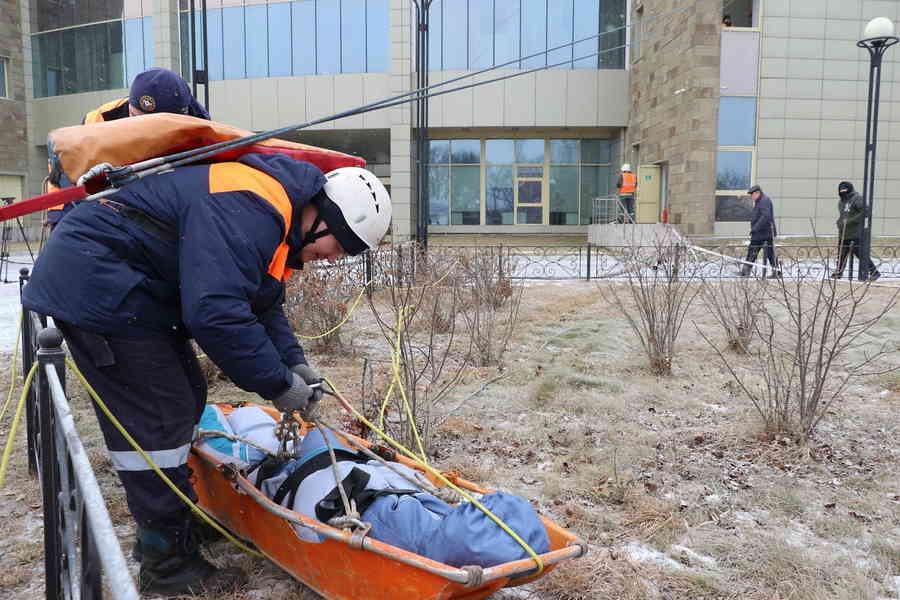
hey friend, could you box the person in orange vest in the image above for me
[46,68,210,228]
[616,163,637,223]
[23,154,391,596]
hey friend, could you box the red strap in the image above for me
[0,186,88,222]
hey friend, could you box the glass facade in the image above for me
[180,0,391,82]
[32,20,134,98]
[428,0,626,71]
[428,138,618,227]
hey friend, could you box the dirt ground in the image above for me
[1,279,899,599]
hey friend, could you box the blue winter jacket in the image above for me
[22,154,326,400]
[750,192,776,240]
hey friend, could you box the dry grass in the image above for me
[2,280,899,599]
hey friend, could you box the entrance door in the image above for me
[515,165,544,224]
[635,164,661,223]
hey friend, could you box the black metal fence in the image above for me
[339,243,900,282]
[19,269,139,600]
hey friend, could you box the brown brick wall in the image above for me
[0,0,27,175]
[627,0,721,235]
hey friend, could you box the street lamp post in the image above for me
[856,17,898,280]
[411,0,433,250]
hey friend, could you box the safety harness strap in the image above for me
[314,467,419,523]
[272,448,367,507]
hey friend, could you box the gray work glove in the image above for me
[272,373,315,415]
[290,363,324,420]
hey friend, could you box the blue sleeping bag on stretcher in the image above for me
[197,405,549,568]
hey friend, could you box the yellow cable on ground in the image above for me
[0,310,23,424]
[324,375,544,574]
[296,281,371,341]
[65,357,264,559]
[0,362,37,490]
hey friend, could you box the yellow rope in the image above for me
[0,310,22,424]
[0,362,37,490]
[325,376,544,574]
[295,281,371,341]
[65,357,264,559]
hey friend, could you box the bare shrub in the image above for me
[700,278,767,353]
[600,231,702,375]
[700,269,899,440]
[284,264,357,353]
[366,244,472,453]
[457,247,524,367]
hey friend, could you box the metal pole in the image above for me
[412,1,432,250]
[857,35,898,280]
[37,327,65,600]
[189,0,197,98]
[201,0,210,112]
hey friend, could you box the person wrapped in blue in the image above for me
[198,406,550,568]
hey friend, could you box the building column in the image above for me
[154,0,181,74]
[389,0,414,242]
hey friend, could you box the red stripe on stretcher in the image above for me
[0,186,88,222]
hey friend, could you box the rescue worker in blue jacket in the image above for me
[46,68,210,228]
[22,154,391,597]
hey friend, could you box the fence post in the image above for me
[36,327,65,599]
[586,243,592,281]
[19,269,39,475]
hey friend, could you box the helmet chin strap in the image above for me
[287,196,332,270]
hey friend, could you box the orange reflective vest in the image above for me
[619,171,637,195]
[208,162,295,282]
[83,98,130,124]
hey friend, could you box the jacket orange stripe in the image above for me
[208,163,294,282]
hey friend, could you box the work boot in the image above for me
[767,270,782,280]
[830,271,843,279]
[739,265,752,278]
[133,511,224,562]
[870,271,881,282]
[137,519,246,598]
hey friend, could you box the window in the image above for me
[222,6,246,79]
[718,97,757,146]
[246,5,269,78]
[292,1,316,76]
[268,3,292,77]
[427,137,618,227]
[716,151,753,191]
[341,0,367,74]
[715,195,753,221]
[429,0,626,71]
[33,20,126,98]
[0,57,7,99]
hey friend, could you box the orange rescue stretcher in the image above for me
[188,404,587,600]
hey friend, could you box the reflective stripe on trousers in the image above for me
[109,442,192,471]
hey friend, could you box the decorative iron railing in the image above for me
[343,244,900,282]
[19,269,139,600]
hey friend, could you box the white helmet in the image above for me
[317,167,392,255]
[621,163,631,172]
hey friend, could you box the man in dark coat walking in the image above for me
[830,181,880,280]
[740,184,780,278]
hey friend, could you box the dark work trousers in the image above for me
[745,237,778,273]
[618,195,635,223]
[836,237,879,277]
[57,321,207,529]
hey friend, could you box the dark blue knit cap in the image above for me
[128,68,210,119]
